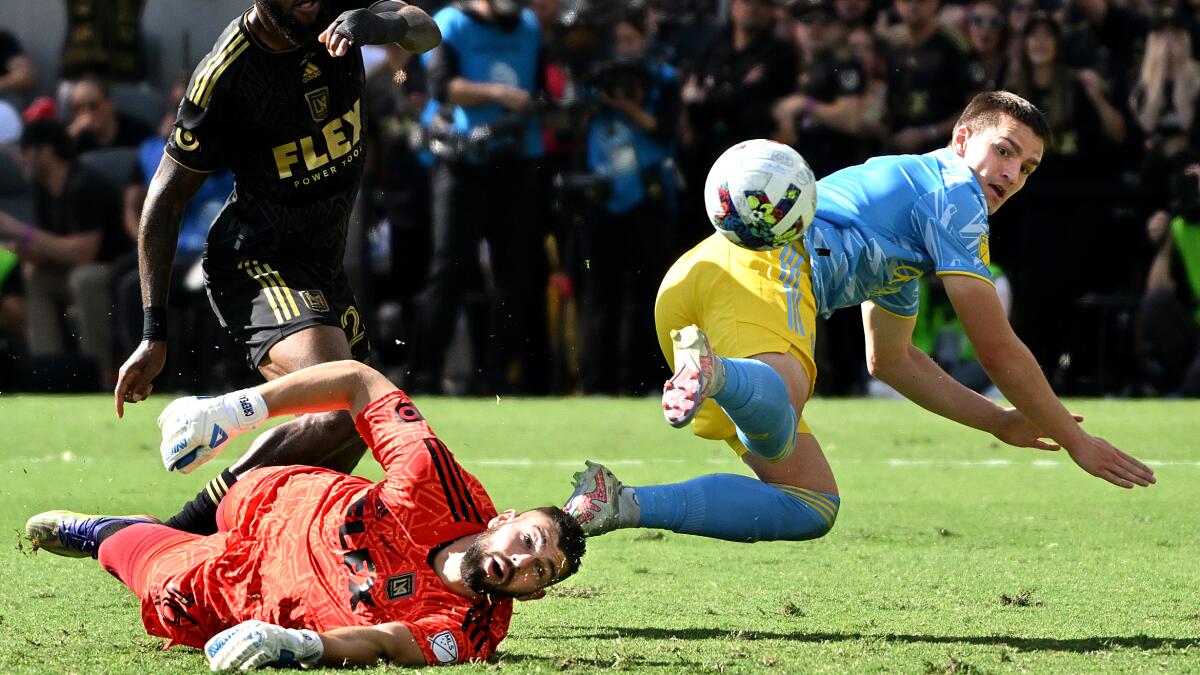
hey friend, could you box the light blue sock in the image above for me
[634,474,839,542]
[712,357,797,461]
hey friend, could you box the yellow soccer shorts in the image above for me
[655,233,818,455]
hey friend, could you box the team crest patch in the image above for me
[428,630,459,664]
[305,86,330,123]
[300,289,329,312]
[386,572,414,600]
[979,234,990,265]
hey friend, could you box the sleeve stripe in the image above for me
[424,438,463,522]
[935,270,996,286]
[431,439,480,524]
[445,451,483,523]
[188,32,248,108]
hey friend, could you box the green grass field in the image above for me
[1,394,1198,673]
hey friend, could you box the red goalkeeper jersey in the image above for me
[133,391,511,665]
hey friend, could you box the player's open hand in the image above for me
[115,339,167,418]
[1065,434,1156,489]
[205,620,323,672]
[992,407,1082,451]
[158,390,269,473]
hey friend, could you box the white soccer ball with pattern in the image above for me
[704,139,817,251]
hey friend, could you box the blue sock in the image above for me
[712,357,797,461]
[634,474,839,542]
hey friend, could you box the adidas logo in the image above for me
[302,62,321,83]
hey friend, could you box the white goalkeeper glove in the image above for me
[205,620,323,672]
[158,389,269,473]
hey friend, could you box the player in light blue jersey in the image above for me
[564,92,1155,543]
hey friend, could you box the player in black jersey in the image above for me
[113,0,440,534]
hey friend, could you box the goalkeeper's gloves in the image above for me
[158,389,269,473]
[205,620,323,672]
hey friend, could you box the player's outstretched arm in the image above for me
[316,622,428,667]
[158,361,396,472]
[862,301,1019,437]
[114,155,208,418]
[941,274,1155,488]
[319,1,441,58]
[204,620,427,670]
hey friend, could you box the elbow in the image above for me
[864,349,890,381]
[406,16,442,53]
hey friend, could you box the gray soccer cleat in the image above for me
[564,461,626,536]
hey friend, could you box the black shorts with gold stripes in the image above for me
[203,255,371,369]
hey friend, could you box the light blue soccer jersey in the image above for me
[799,148,993,318]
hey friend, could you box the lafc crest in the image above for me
[306,86,330,123]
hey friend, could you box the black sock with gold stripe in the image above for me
[164,469,238,535]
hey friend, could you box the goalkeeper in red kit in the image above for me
[26,361,585,670]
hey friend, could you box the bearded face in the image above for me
[460,528,521,598]
[255,0,329,46]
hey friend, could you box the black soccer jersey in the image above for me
[167,2,371,270]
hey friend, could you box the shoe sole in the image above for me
[663,327,711,428]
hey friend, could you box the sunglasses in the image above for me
[969,14,1006,28]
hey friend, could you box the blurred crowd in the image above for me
[1,0,1199,398]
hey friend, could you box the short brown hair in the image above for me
[954,90,1052,146]
[529,506,586,583]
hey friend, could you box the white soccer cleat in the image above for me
[158,390,269,473]
[662,325,724,428]
[564,461,626,537]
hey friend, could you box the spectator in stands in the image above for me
[1006,0,1035,67]
[772,0,866,178]
[1137,163,1200,396]
[883,0,988,153]
[0,119,128,388]
[847,26,890,151]
[66,76,154,154]
[361,44,431,384]
[115,78,234,383]
[835,0,877,31]
[1002,12,1127,379]
[1061,0,1147,104]
[679,0,795,242]
[964,0,1008,89]
[1130,5,1200,207]
[0,29,37,102]
[578,7,681,395]
[415,0,550,395]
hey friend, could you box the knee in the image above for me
[773,486,839,541]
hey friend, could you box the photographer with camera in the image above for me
[416,0,550,395]
[577,8,682,394]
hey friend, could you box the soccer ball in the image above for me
[704,139,817,251]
